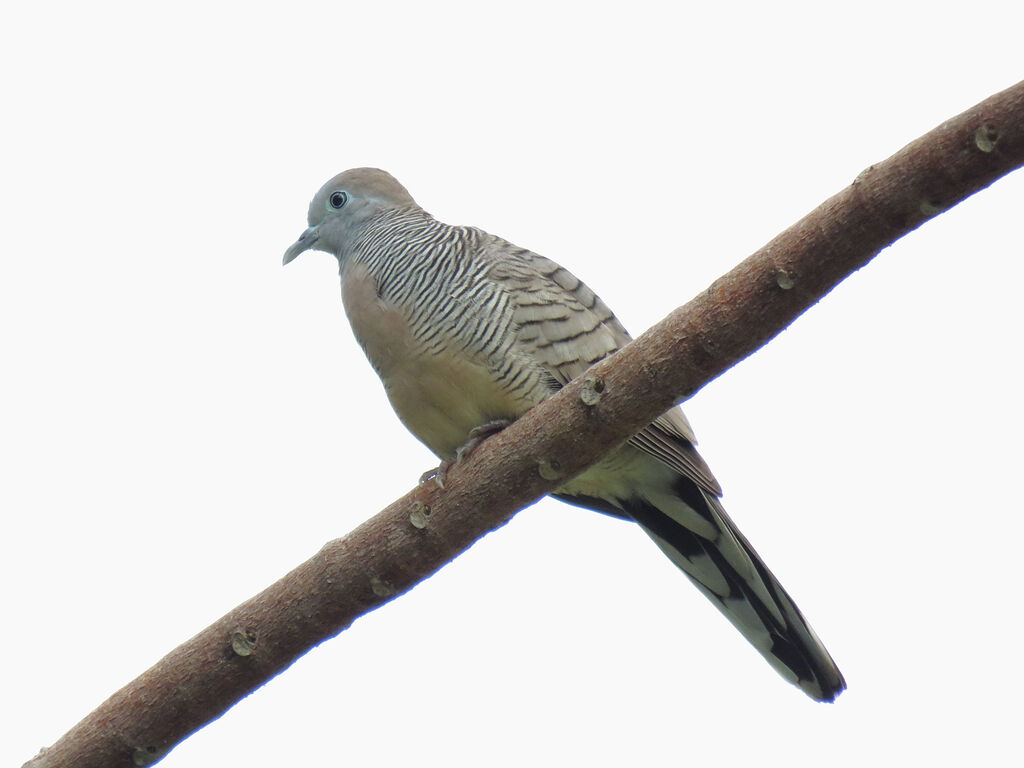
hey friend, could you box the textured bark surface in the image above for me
[24,80,1024,768]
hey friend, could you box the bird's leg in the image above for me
[420,419,514,488]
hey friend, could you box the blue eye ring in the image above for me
[329,191,349,209]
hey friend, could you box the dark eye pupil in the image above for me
[330,191,348,209]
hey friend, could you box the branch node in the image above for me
[408,501,431,529]
[853,164,876,184]
[537,458,564,481]
[579,376,605,406]
[132,745,166,767]
[974,124,1000,153]
[370,576,396,597]
[775,270,795,290]
[229,628,258,657]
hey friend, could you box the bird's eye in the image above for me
[329,191,349,209]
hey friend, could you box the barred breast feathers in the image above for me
[347,210,558,406]
[347,210,718,494]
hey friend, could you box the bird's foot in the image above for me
[419,419,514,489]
[459,419,515,459]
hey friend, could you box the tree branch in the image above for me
[25,79,1024,768]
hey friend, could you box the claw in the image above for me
[418,419,514,489]
[420,458,454,489]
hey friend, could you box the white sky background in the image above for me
[3,2,1022,766]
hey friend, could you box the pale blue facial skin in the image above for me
[283,169,416,265]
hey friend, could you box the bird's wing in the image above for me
[633,411,722,496]
[484,239,721,495]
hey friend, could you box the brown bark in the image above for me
[24,80,1024,768]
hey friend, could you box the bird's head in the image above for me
[283,167,417,265]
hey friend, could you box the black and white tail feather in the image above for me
[558,477,845,702]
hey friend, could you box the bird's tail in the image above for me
[621,478,846,702]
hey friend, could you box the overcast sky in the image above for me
[3,2,1023,766]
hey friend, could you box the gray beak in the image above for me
[283,226,320,265]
